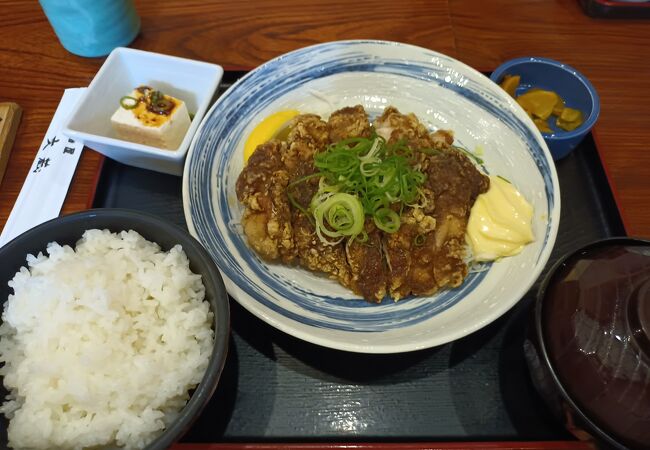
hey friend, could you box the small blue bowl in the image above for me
[491,57,600,160]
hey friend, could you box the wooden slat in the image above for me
[0,102,22,186]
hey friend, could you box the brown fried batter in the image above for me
[324,106,386,301]
[283,114,327,206]
[292,211,352,288]
[286,113,354,287]
[235,140,295,262]
[425,148,490,289]
[346,220,388,303]
[235,104,489,303]
[384,206,438,300]
[327,105,372,143]
[374,106,446,150]
[375,107,489,298]
[282,114,329,176]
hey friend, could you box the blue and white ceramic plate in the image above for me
[183,40,560,353]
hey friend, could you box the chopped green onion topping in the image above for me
[314,136,424,213]
[292,134,428,244]
[120,96,138,109]
[286,134,486,245]
[311,192,365,245]
[373,207,400,233]
[150,90,163,105]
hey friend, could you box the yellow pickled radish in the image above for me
[552,95,565,116]
[556,119,581,131]
[244,110,300,163]
[556,107,584,131]
[516,90,560,120]
[533,118,553,133]
[498,75,585,133]
[500,75,520,98]
[559,107,582,123]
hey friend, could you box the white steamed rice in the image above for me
[0,229,214,449]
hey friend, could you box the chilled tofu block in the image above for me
[110,87,191,150]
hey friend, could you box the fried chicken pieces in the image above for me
[236,105,489,302]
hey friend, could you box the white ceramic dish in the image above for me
[63,47,223,175]
[183,40,561,353]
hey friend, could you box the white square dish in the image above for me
[63,47,223,175]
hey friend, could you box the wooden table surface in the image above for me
[1,0,649,238]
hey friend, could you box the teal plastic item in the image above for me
[39,0,140,58]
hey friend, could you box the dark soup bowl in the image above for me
[526,237,650,449]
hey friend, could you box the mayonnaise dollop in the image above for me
[467,176,534,262]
